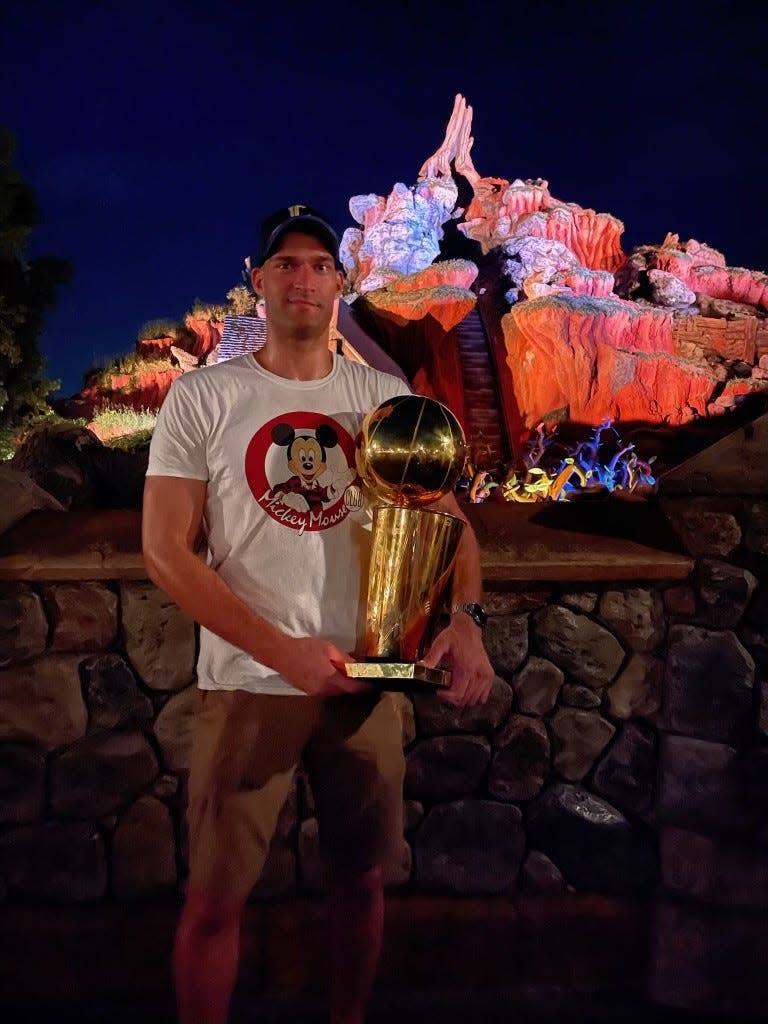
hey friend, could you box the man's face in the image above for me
[251,231,343,340]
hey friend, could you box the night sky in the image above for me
[2,0,766,397]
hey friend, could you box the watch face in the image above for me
[470,603,488,628]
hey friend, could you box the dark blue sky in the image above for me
[2,0,766,396]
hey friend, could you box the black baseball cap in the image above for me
[257,204,341,267]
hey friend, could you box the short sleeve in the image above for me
[146,376,210,480]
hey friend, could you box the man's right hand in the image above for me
[272,637,370,696]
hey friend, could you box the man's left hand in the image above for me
[421,613,494,707]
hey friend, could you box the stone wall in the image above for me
[1,498,767,1008]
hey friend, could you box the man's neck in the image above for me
[253,334,334,381]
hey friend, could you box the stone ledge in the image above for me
[0,504,693,583]
[470,501,693,581]
[0,510,146,581]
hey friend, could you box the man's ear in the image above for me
[335,270,344,296]
[251,266,263,294]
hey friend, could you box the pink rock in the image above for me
[513,206,625,273]
[137,336,175,358]
[551,267,615,298]
[641,237,768,311]
[385,260,478,294]
[498,294,717,431]
[649,269,696,307]
[365,285,475,333]
[459,177,556,253]
[672,315,756,363]
[184,317,222,359]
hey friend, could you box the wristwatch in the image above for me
[450,602,488,630]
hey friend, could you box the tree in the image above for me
[0,127,71,426]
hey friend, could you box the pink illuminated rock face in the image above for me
[501,295,717,430]
[60,93,768,462]
[362,260,478,334]
[627,235,768,311]
[458,177,625,273]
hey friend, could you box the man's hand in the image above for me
[271,637,370,697]
[421,613,494,707]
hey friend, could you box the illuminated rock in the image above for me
[484,613,529,675]
[183,315,222,359]
[342,178,460,293]
[621,235,768,311]
[500,293,718,429]
[153,684,196,773]
[82,653,154,732]
[364,282,475,333]
[79,365,181,421]
[511,205,625,273]
[649,269,696,307]
[551,267,615,298]
[460,177,556,254]
[501,235,578,299]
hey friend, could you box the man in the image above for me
[142,205,494,1024]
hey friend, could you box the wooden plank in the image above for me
[465,501,693,581]
[0,502,693,584]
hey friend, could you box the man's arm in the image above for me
[142,475,366,696]
[420,491,494,707]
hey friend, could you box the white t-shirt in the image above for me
[146,353,411,695]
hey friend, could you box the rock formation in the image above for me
[346,94,768,465]
[42,93,768,488]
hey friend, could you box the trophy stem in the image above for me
[361,504,465,664]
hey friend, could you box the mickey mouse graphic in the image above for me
[268,422,354,514]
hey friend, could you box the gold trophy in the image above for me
[343,395,467,692]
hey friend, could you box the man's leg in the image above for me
[180,691,320,1024]
[328,863,385,1024]
[174,887,246,1024]
[309,694,406,1024]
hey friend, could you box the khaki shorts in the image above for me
[186,689,405,902]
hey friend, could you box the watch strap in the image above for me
[450,601,488,629]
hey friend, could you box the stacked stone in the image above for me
[648,497,768,1013]
[0,582,196,902]
[0,501,766,991]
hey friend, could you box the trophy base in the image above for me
[343,661,450,693]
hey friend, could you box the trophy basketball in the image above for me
[343,394,468,691]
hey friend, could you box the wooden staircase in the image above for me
[452,308,508,468]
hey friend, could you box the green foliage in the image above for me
[105,428,154,451]
[90,404,157,435]
[86,354,174,391]
[137,318,186,342]
[0,127,71,427]
[188,299,229,322]
[225,284,261,316]
[0,425,19,460]
[0,409,87,461]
